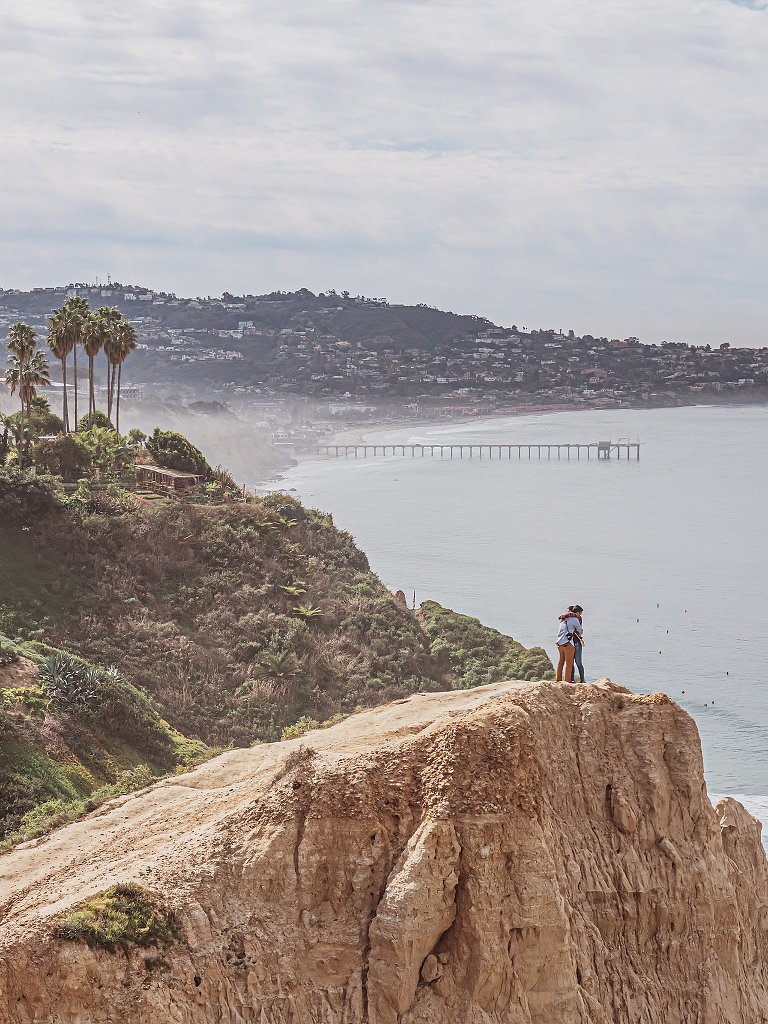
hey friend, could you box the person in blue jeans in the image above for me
[568,605,586,683]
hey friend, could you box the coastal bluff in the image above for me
[1,680,766,1024]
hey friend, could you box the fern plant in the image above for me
[293,603,322,620]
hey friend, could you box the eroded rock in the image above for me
[0,680,766,1024]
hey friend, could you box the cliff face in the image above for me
[1,679,766,1024]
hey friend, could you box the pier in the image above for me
[317,441,640,460]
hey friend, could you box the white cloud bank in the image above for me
[0,0,766,344]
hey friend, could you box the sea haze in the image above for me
[279,404,768,828]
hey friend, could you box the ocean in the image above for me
[277,405,768,834]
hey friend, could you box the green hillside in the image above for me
[0,471,553,843]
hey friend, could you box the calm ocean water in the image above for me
[278,405,768,828]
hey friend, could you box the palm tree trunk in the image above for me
[18,370,25,467]
[105,352,113,420]
[88,355,94,425]
[116,362,122,436]
[72,344,79,429]
[110,363,117,423]
[61,356,69,434]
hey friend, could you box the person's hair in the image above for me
[570,604,584,613]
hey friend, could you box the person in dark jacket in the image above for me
[567,605,586,684]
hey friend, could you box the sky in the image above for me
[1,0,767,346]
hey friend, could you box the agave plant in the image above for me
[279,582,307,598]
[39,653,99,712]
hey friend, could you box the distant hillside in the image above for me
[4,282,765,406]
[0,283,493,372]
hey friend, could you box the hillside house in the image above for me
[135,464,202,498]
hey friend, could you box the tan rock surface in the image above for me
[1,679,767,1023]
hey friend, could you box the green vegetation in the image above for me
[0,466,62,521]
[38,652,175,762]
[145,428,210,476]
[280,715,320,740]
[420,600,554,687]
[53,883,179,953]
[0,638,216,846]
[0,497,552,757]
[0,495,446,744]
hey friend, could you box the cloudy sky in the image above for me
[1,0,766,344]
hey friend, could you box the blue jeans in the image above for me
[570,640,585,683]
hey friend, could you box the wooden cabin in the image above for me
[135,463,202,498]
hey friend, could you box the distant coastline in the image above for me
[315,396,768,450]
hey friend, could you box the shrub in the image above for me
[0,643,19,669]
[145,429,210,476]
[31,434,92,482]
[280,715,319,740]
[77,411,113,431]
[53,884,179,953]
[420,600,555,686]
[1,686,47,715]
[0,467,61,520]
[39,653,174,762]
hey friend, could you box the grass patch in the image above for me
[0,739,91,804]
[53,883,179,953]
[169,729,225,772]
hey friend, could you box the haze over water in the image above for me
[280,404,768,817]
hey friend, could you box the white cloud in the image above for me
[1,0,767,343]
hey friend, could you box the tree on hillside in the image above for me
[101,307,127,423]
[5,322,36,450]
[47,308,75,433]
[112,320,137,436]
[4,323,50,464]
[27,396,63,435]
[82,309,109,428]
[62,296,89,429]
[6,350,51,418]
[31,433,92,482]
[145,428,210,476]
[77,410,112,431]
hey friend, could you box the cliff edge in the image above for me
[1,679,766,1023]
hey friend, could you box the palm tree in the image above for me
[82,309,109,427]
[4,349,51,463]
[47,308,74,433]
[112,320,137,436]
[101,307,124,422]
[5,322,37,458]
[21,350,52,415]
[62,296,89,429]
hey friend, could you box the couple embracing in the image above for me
[555,604,585,684]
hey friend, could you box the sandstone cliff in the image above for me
[1,679,767,1023]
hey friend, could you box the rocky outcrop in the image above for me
[1,679,767,1023]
